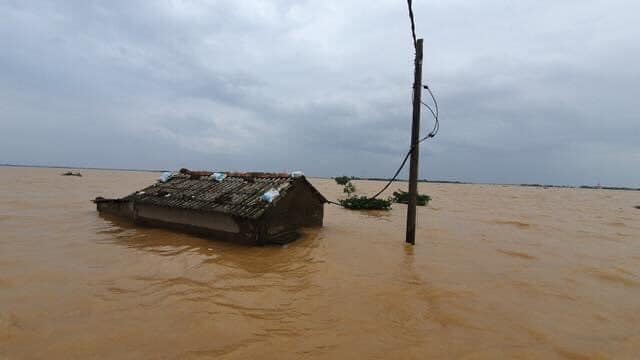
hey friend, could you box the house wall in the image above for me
[95,180,325,245]
[132,204,266,244]
[135,204,240,234]
[96,200,135,218]
[284,183,324,227]
[262,183,324,243]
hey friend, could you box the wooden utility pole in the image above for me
[406,38,423,245]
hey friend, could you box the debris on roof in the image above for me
[94,169,327,244]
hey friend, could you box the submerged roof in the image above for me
[121,172,326,220]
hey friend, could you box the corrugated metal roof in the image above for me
[122,173,325,220]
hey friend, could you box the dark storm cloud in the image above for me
[0,0,638,186]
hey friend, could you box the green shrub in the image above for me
[334,176,351,185]
[343,181,356,197]
[339,196,392,210]
[392,190,431,206]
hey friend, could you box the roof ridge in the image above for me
[178,168,294,180]
[118,171,325,220]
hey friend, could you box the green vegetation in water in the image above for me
[392,189,431,206]
[334,176,351,185]
[339,196,392,210]
[343,181,356,197]
[336,180,392,210]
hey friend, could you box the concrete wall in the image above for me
[96,182,325,245]
[135,204,240,234]
[262,183,324,243]
[96,200,134,218]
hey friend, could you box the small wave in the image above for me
[554,346,594,360]
[497,249,537,260]
[493,220,532,229]
[585,267,639,287]
[358,211,392,221]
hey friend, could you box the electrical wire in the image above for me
[425,85,439,116]
[420,100,438,139]
[370,147,414,199]
[330,0,439,204]
[364,0,421,200]
[419,85,439,142]
[407,0,417,49]
[370,84,440,199]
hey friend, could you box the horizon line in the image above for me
[1,163,639,191]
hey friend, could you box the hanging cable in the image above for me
[370,84,440,199]
[418,104,438,142]
[407,0,417,49]
[370,147,413,199]
[421,101,437,131]
[419,85,439,142]
[330,0,439,204]
[425,85,439,116]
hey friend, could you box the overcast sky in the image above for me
[1,1,638,186]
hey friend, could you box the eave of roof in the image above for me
[121,173,326,220]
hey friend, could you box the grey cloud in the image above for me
[0,0,638,187]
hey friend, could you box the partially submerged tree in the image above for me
[343,181,356,197]
[339,196,392,210]
[334,176,351,185]
[338,180,392,210]
[392,189,431,206]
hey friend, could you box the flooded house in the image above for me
[94,169,327,245]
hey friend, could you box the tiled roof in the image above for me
[122,173,326,220]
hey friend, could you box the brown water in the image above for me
[1,166,640,359]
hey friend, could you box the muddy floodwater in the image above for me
[1,166,640,359]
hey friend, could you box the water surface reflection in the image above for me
[2,167,640,359]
